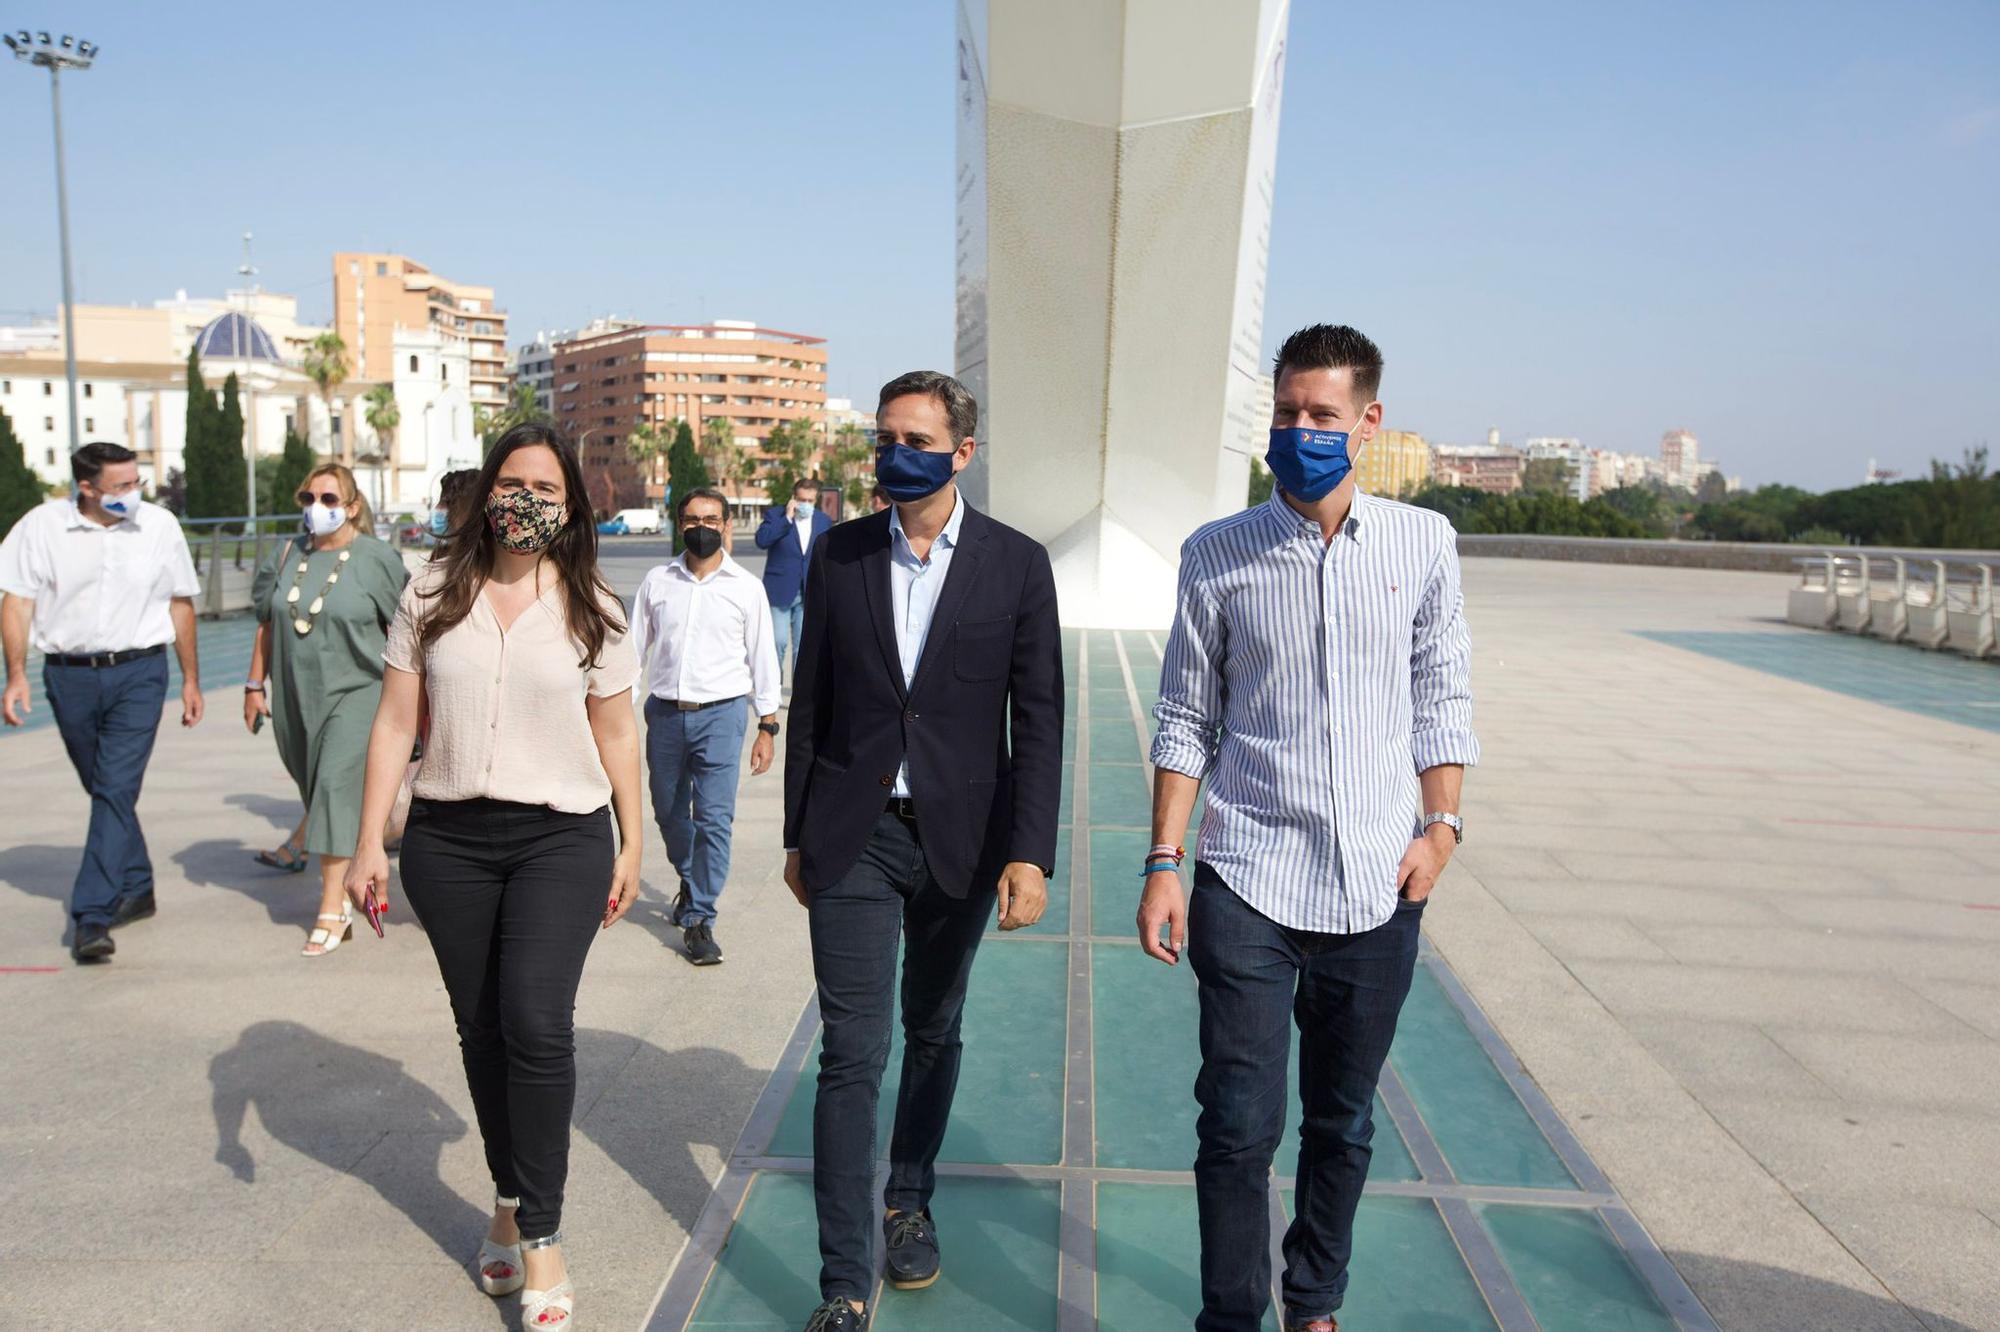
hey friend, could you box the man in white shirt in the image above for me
[631,486,782,966]
[1,443,205,964]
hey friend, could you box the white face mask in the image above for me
[304,503,349,537]
[97,488,140,519]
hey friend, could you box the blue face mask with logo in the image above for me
[874,442,957,503]
[1265,424,1359,502]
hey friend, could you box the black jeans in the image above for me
[809,811,992,1301]
[399,797,612,1240]
[1188,863,1423,1331]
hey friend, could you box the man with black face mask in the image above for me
[629,486,781,966]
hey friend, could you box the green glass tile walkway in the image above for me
[1638,629,2000,734]
[649,630,1713,1331]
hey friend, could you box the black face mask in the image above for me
[682,525,723,558]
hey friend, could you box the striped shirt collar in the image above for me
[1262,487,1371,545]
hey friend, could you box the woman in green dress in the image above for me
[245,464,410,955]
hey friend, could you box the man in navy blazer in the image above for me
[755,477,832,679]
[782,371,1063,1331]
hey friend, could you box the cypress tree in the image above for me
[183,347,218,518]
[271,426,316,518]
[667,417,710,554]
[218,372,248,522]
[0,406,45,539]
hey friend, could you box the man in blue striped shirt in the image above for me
[1139,324,1479,1332]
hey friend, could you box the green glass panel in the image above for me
[1390,963,1576,1189]
[1093,943,1200,1170]
[871,1177,1062,1330]
[1087,763,1153,828]
[1284,1192,1498,1331]
[1638,630,2000,734]
[686,1172,820,1329]
[766,941,1069,1164]
[1097,1183,1277,1331]
[1477,1203,1676,1332]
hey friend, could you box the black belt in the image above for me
[885,796,920,821]
[45,645,165,669]
[660,695,741,712]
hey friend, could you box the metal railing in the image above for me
[183,513,430,617]
[1788,551,1997,660]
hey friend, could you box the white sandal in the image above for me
[302,905,352,957]
[476,1195,525,1296]
[521,1231,574,1328]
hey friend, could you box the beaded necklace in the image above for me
[285,542,353,636]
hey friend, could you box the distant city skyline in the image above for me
[1,0,1992,491]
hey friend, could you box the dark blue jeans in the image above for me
[1188,863,1424,1331]
[644,695,747,925]
[808,811,992,1302]
[43,654,170,929]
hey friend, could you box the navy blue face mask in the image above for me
[874,442,957,503]
[1265,425,1358,502]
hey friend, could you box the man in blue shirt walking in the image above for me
[755,477,832,682]
[1139,325,1479,1332]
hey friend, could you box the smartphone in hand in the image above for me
[363,887,386,938]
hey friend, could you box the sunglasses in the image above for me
[296,491,345,508]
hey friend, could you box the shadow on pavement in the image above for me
[1666,1252,1988,1332]
[0,842,76,907]
[209,1021,495,1287]
[174,837,322,928]
[574,1030,769,1240]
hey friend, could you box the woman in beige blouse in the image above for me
[346,424,642,1330]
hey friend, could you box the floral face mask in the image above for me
[485,488,568,554]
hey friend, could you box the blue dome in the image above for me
[193,311,280,362]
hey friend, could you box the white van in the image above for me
[614,508,662,535]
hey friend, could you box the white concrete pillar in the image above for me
[957,0,1291,627]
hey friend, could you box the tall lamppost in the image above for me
[6,30,97,459]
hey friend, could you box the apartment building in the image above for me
[332,253,508,416]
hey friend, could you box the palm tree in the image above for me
[701,416,737,495]
[477,381,551,453]
[624,421,671,503]
[362,384,400,515]
[302,333,351,464]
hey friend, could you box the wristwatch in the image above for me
[758,721,781,737]
[1422,812,1462,844]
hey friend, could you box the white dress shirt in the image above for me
[0,498,200,655]
[1153,491,1480,935]
[630,551,782,716]
[794,512,813,554]
[887,490,965,796]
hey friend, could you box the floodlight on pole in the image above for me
[10,31,98,460]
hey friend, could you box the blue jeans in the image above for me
[809,811,991,1302]
[770,594,804,677]
[1188,863,1424,1331]
[43,654,170,928]
[644,695,748,925]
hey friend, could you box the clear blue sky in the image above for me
[3,0,1993,490]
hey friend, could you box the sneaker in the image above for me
[883,1208,940,1290]
[671,883,691,927]
[71,922,115,963]
[109,890,156,929]
[803,1298,865,1331]
[683,920,724,966]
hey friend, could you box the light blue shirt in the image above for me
[1152,491,1480,934]
[887,489,966,796]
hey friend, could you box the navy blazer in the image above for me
[783,504,1064,898]
[755,504,833,607]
